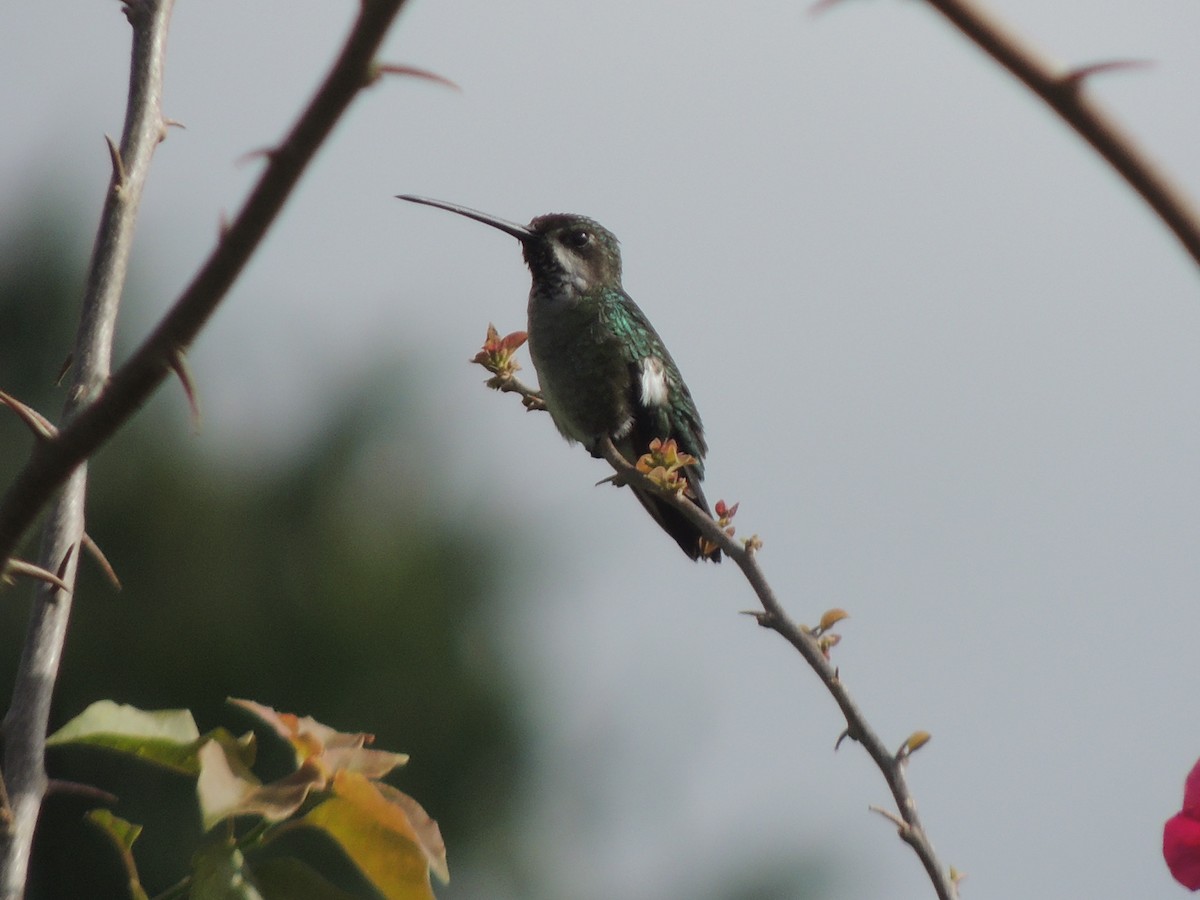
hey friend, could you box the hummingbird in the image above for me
[398,195,719,562]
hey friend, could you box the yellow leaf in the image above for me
[903,731,932,756]
[304,771,448,900]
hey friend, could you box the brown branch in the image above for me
[0,0,412,570]
[595,437,957,900]
[481,361,956,897]
[918,0,1200,269]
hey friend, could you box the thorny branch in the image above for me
[0,0,413,568]
[0,1,175,895]
[0,0,414,895]
[917,0,1200,269]
[480,370,958,900]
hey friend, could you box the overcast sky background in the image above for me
[4,2,1200,898]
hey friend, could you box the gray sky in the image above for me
[4,2,1200,898]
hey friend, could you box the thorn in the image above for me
[82,532,122,591]
[809,0,850,15]
[0,391,57,440]
[236,146,277,168]
[105,134,126,188]
[868,805,908,831]
[834,728,851,751]
[595,473,626,488]
[56,353,73,385]
[373,63,461,92]
[3,559,72,594]
[163,117,187,130]
[56,544,76,585]
[47,779,119,806]
[1062,59,1152,90]
[168,349,201,432]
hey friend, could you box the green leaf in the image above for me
[86,810,149,900]
[48,701,201,774]
[190,838,265,900]
[249,857,365,900]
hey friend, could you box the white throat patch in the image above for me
[551,243,591,293]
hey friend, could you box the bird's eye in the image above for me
[564,230,591,249]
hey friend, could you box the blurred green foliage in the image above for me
[0,201,830,900]
[0,208,522,898]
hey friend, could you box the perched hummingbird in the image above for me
[399,195,719,562]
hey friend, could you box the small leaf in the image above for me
[304,771,447,900]
[86,810,149,900]
[901,731,932,757]
[230,699,406,778]
[197,741,322,831]
[47,701,201,773]
[469,323,527,381]
[818,608,850,631]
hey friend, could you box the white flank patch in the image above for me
[639,357,669,407]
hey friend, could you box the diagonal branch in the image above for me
[478,368,956,898]
[0,0,412,570]
[918,0,1200,269]
[595,438,958,900]
[0,1,175,894]
[0,1,413,896]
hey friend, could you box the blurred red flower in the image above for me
[1164,757,1200,890]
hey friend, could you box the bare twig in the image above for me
[918,0,1200,269]
[0,0,413,895]
[0,1,174,894]
[483,372,546,411]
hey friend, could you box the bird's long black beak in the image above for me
[397,195,534,242]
